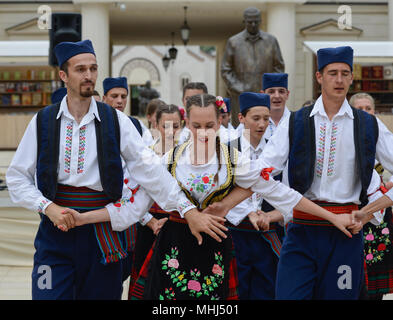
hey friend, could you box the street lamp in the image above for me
[162,51,170,70]
[180,6,190,46]
[168,32,178,60]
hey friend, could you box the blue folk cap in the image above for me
[51,87,67,104]
[317,46,353,71]
[239,92,270,113]
[54,39,96,67]
[103,77,128,95]
[262,73,288,90]
[221,98,231,113]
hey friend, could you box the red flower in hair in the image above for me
[215,96,227,113]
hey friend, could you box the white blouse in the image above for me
[166,141,303,216]
[6,96,196,221]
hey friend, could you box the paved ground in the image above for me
[0,265,392,300]
[0,266,130,300]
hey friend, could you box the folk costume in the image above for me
[362,119,393,299]
[129,104,305,300]
[6,40,197,300]
[226,93,281,300]
[127,137,180,298]
[262,46,393,300]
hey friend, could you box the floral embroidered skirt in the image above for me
[363,207,393,297]
[128,212,169,298]
[130,218,239,300]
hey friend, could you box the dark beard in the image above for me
[80,85,94,98]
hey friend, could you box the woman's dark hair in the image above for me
[146,98,166,128]
[156,103,182,125]
[185,94,221,183]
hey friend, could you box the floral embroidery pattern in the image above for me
[77,125,86,174]
[364,221,391,265]
[316,123,326,178]
[64,122,73,174]
[159,247,225,300]
[327,122,338,176]
[113,183,140,208]
[177,200,193,213]
[38,199,50,214]
[186,173,216,193]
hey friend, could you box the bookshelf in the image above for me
[0,65,61,149]
[349,63,393,113]
[0,66,62,110]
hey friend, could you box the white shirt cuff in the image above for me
[38,198,52,215]
[177,201,196,218]
[139,213,153,226]
[368,190,385,226]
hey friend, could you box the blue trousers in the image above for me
[231,229,278,300]
[276,222,364,300]
[32,215,124,300]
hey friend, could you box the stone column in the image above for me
[80,3,110,96]
[389,0,393,41]
[267,1,303,108]
[215,40,227,97]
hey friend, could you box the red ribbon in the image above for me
[260,167,275,181]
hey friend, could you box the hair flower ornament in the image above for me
[215,96,227,113]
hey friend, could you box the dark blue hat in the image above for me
[103,77,128,95]
[263,73,288,90]
[317,46,353,71]
[222,98,231,113]
[51,87,67,104]
[54,39,96,67]
[239,92,270,113]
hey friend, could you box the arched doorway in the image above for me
[119,58,161,116]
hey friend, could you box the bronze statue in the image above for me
[138,80,160,117]
[221,7,285,127]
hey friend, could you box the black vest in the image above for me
[288,105,379,206]
[36,102,123,202]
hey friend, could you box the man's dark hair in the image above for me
[60,61,69,74]
[182,82,208,98]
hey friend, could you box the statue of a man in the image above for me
[221,7,285,127]
[138,80,160,117]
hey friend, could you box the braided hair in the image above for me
[185,94,221,183]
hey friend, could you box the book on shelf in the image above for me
[372,66,384,79]
[362,66,372,79]
[1,95,11,106]
[21,93,32,105]
[11,94,20,106]
[353,64,362,80]
[42,82,52,93]
[14,71,21,80]
[32,92,42,106]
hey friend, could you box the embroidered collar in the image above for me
[57,95,101,123]
[310,95,354,120]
